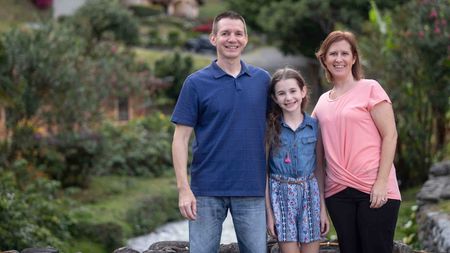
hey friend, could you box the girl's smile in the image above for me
[273,78,306,115]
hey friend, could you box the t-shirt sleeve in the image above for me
[171,78,198,127]
[368,81,392,111]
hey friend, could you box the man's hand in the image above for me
[178,187,197,220]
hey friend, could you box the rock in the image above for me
[143,240,418,253]
[113,247,140,253]
[429,160,450,177]
[21,248,58,253]
[417,176,449,205]
[416,160,450,253]
[145,241,188,252]
[441,182,450,200]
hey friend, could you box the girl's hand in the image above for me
[266,212,277,238]
[320,208,330,236]
[370,179,388,208]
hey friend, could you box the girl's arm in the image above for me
[315,129,330,236]
[370,101,398,208]
[265,147,277,238]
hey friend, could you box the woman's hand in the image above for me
[370,179,388,208]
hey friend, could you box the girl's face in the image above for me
[324,39,356,81]
[272,78,306,115]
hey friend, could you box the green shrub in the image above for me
[94,112,173,176]
[148,29,163,47]
[167,30,182,48]
[399,205,420,249]
[129,5,164,17]
[70,221,124,252]
[126,190,180,236]
[71,0,140,45]
[154,52,194,100]
[38,132,101,188]
[0,168,73,250]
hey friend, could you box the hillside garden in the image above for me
[0,0,448,252]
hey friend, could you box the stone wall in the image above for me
[416,160,450,253]
[112,240,417,253]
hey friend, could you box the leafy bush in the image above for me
[71,0,140,45]
[361,1,449,186]
[0,167,73,250]
[94,112,173,176]
[38,132,101,188]
[154,52,194,100]
[129,5,164,18]
[126,190,180,236]
[399,205,420,249]
[71,221,124,252]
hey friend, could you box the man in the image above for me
[171,11,270,253]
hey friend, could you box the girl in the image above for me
[266,68,329,253]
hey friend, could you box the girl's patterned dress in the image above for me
[268,114,321,243]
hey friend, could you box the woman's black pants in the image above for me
[325,187,401,253]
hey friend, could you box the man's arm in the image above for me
[172,124,196,220]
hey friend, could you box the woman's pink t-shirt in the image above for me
[313,79,401,200]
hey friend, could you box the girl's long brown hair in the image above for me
[266,67,309,150]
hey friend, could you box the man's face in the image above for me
[210,18,248,61]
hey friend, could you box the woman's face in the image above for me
[324,39,356,81]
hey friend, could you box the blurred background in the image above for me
[0,0,448,252]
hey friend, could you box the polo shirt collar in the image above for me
[211,60,251,79]
[280,113,314,131]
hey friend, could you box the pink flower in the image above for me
[418,31,425,38]
[434,26,441,34]
[429,8,438,18]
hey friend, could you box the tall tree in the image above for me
[227,0,408,56]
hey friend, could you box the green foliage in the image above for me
[0,22,149,134]
[0,168,73,250]
[154,51,194,100]
[226,0,278,33]
[37,132,102,188]
[141,15,193,49]
[71,222,124,252]
[126,191,180,236]
[94,112,173,176]
[128,4,164,18]
[360,0,449,186]
[67,176,180,252]
[71,0,140,45]
[226,0,408,56]
[399,205,420,249]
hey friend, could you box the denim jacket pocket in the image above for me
[300,136,317,154]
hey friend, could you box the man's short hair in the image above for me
[211,10,247,35]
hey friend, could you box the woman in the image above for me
[312,30,401,253]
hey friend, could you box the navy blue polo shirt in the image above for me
[171,60,270,196]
